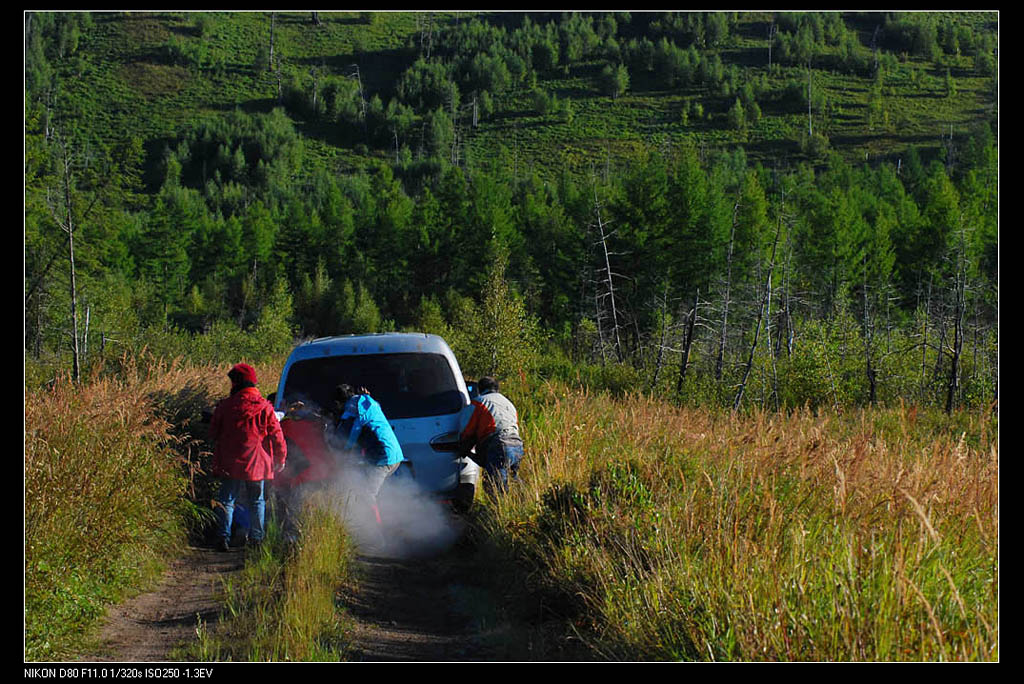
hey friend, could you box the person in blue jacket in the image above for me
[330,384,405,520]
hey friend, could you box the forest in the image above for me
[24,11,998,412]
[24,11,999,662]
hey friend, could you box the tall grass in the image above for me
[25,361,190,659]
[183,491,357,662]
[24,347,997,662]
[24,355,284,660]
[480,382,998,661]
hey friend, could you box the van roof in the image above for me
[286,332,457,362]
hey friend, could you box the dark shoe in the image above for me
[246,537,264,550]
[218,538,231,552]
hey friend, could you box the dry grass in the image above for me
[24,354,287,660]
[24,354,997,661]
[484,382,998,661]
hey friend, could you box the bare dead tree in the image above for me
[273,51,283,101]
[774,221,796,359]
[818,321,841,413]
[647,279,683,392]
[861,260,879,405]
[349,64,368,141]
[733,207,784,411]
[418,12,435,58]
[48,132,81,382]
[676,288,700,396]
[764,246,781,409]
[917,274,933,403]
[716,198,741,380]
[82,304,91,365]
[268,12,276,72]
[807,67,813,137]
[591,185,624,363]
[945,212,968,414]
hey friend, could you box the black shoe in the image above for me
[218,538,231,552]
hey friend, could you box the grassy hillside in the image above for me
[23,10,999,662]
[24,10,1000,414]
[37,11,998,184]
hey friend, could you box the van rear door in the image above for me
[277,351,466,494]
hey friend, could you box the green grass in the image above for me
[23,354,287,661]
[180,492,358,662]
[24,359,210,660]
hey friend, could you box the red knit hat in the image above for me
[228,363,258,386]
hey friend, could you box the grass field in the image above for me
[475,379,998,660]
[24,355,999,661]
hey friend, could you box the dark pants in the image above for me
[482,438,523,492]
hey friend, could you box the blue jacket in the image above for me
[334,394,405,467]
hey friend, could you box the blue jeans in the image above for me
[483,440,523,493]
[216,478,266,543]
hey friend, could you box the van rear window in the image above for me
[280,353,462,420]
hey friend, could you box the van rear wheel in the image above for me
[451,482,475,514]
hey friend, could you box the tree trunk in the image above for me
[733,214,783,411]
[920,276,932,402]
[269,12,276,72]
[716,200,740,381]
[593,188,623,363]
[649,282,671,392]
[676,288,698,396]
[862,260,878,405]
[946,216,967,414]
[58,136,81,383]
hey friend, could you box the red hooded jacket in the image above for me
[210,387,287,481]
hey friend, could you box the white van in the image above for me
[273,333,479,511]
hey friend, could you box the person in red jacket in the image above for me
[209,363,287,551]
[273,401,336,543]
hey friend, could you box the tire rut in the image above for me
[341,548,511,662]
[83,546,244,662]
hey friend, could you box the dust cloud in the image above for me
[305,460,464,560]
[270,396,466,560]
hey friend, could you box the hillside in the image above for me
[25,10,999,414]
[30,11,997,180]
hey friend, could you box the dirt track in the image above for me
[81,532,526,662]
[343,549,512,662]
[83,546,244,662]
